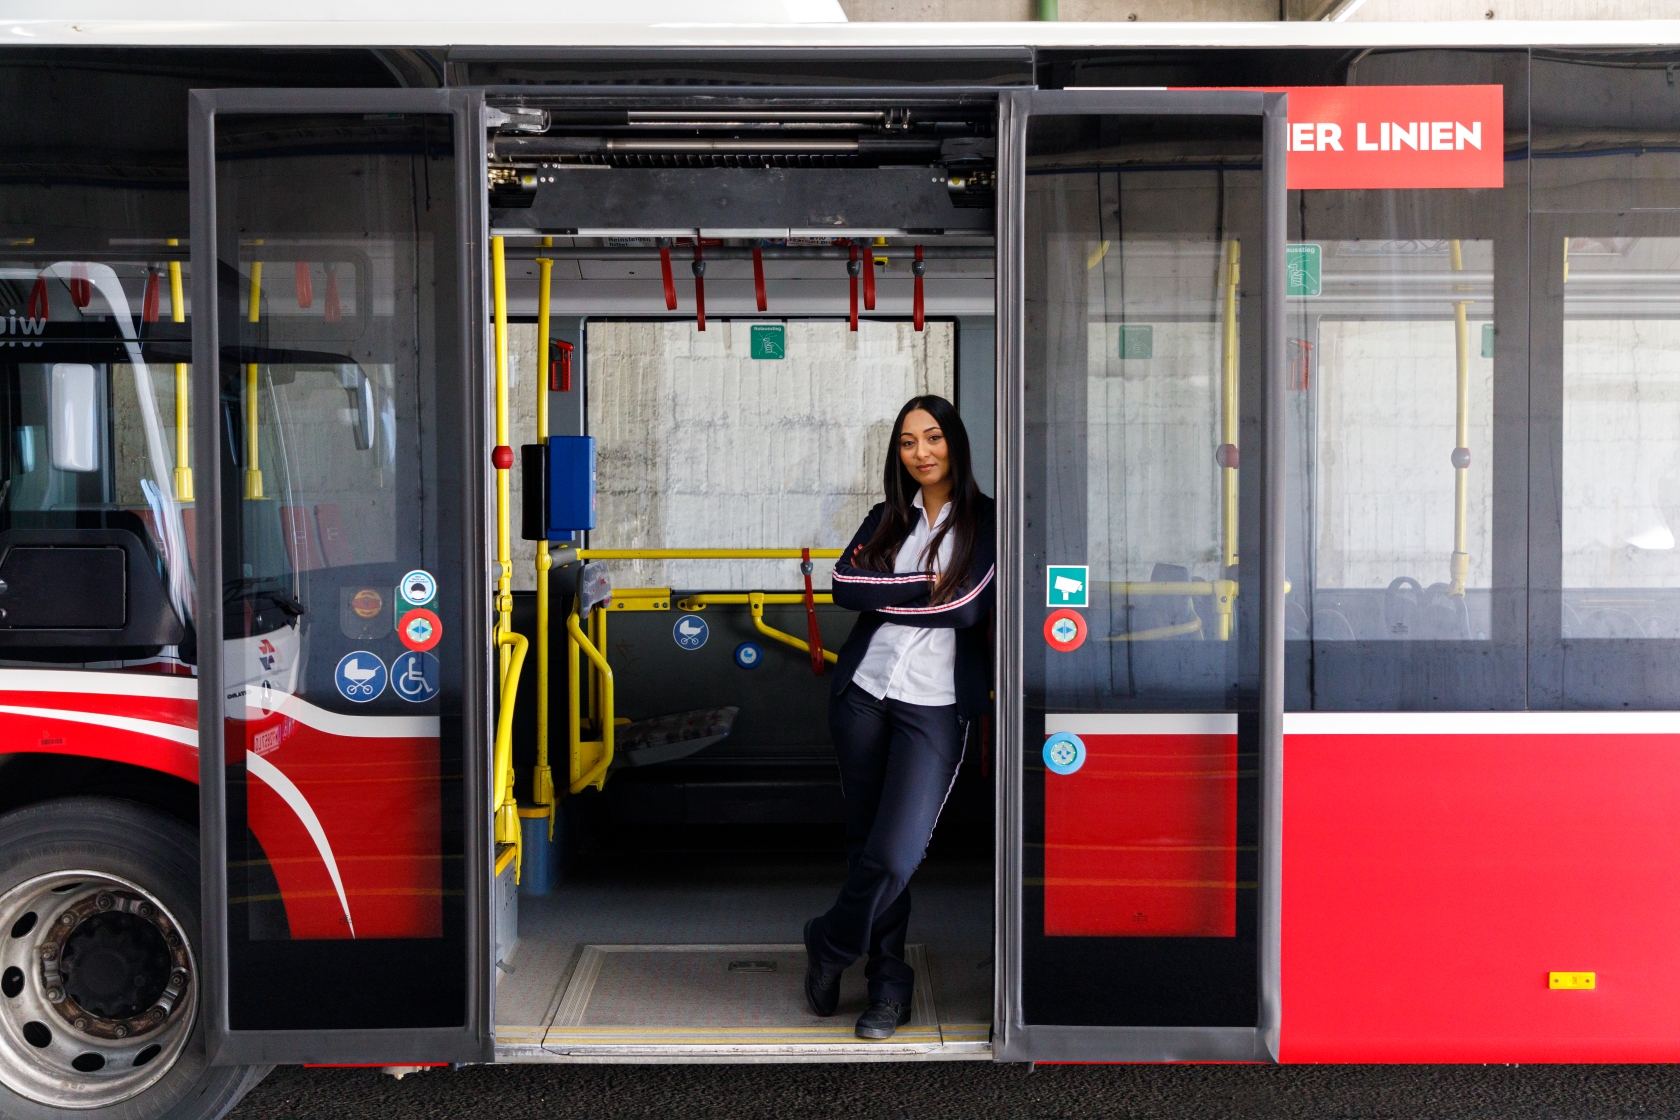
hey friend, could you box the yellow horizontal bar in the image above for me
[494,845,518,876]
[1103,619,1204,642]
[677,593,834,608]
[578,549,842,560]
[1107,582,1219,596]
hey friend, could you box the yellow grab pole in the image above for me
[244,259,264,500]
[534,244,556,831]
[167,240,193,502]
[567,609,615,794]
[1220,239,1239,574]
[492,236,512,682]
[747,591,839,665]
[1449,239,1470,597]
[567,609,582,789]
[492,628,529,881]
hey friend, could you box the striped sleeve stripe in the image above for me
[833,568,928,585]
[879,566,995,615]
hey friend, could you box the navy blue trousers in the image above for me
[809,683,966,1005]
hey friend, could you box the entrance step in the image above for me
[496,943,989,1062]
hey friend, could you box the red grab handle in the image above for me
[142,270,160,324]
[847,244,860,332]
[26,276,47,322]
[802,547,825,676]
[912,245,925,333]
[863,245,877,311]
[692,244,706,331]
[295,261,313,309]
[324,265,342,323]
[753,246,767,312]
[69,263,90,310]
[660,244,678,311]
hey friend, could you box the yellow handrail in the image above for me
[533,241,555,834]
[578,549,843,560]
[1220,239,1239,571]
[1104,619,1204,642]
[492,628,529,881]
[674,591,839,665]
[166,240,192,502]
[1104,578,1239,642]
[244,256,264,500]
[492,236,512,683]
[567,608,615,793]
[1449,238,1471,598]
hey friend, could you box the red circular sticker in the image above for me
[1043,608,1088,653]
[398,608,442,652]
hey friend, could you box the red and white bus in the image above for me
[2,13,1679,1119]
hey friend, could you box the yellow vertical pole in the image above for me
[243,258,264,500]
[492,237,512,684]
[1449,239,1471,597]
[568,611,583,790]
[1220,240,1240,625]
[534,240,555,830]
[167,239,193,502]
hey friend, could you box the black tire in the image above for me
[0,797,269,1120]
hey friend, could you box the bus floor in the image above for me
[493,833,992,1063]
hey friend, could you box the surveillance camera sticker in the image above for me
[673,614,709,651]
[1046,565,1089,608]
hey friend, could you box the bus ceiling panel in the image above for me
[490,167,993,237]
[449,49,1034,90]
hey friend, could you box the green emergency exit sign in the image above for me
[1287,243,1322,297]
[750,323,785,360]
[1118,324,1153,359]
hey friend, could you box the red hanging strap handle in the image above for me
[912,245,925,332]
[26,276,48,323]
[659,243,678,311]
[69,263,90,310]
[142,270,160,324]
[295,261,314,309]
[692,244,707,331]
[324,264,342,323]
[847,244,860,332]
[752,246,767,312]
[863,243,877,311]
[801,547,825,676]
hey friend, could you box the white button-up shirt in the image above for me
[850,491,958,707]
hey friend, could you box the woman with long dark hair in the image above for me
[803,394,995,1040]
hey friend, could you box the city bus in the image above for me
[2,12,1680,1119]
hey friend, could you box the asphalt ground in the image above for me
[228,1061,1680,1120]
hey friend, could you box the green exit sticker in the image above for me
[1482,322,1495,359]
[1118,324,1153,360]
[1287,243,1322,297]
[750,323,785,360]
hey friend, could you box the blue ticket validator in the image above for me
[547,435,596,534]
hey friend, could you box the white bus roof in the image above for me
[1,9,1678,49]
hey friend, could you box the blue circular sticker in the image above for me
[673,614,709,651]
[1042,732,1087,776]
[399,569,437,607]
[335,651,388,703]
[391,650,441,703]
[734,641,763,669]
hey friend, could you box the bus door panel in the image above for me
[190,89,491,1064]
[997,89,1287,1062]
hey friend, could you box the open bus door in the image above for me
[188,89,493,1065]
[995,89,1287,1062]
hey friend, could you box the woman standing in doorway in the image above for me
[804,394,996,1041]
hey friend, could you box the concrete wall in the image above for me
[584,319,955,592]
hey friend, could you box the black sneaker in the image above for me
[854,998,911,1040]
[803,918,841,1018]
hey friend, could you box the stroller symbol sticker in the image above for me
[392,651,440,703]
[673,615,709,651]
[335,652,387,703]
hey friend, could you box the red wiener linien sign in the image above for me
[1187,85,1505,190]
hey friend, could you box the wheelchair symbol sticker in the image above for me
[734,641,762,669]
[392,651,441,703]
[1043,732,1087,776]
[335,652,387,703]
[674,615,709,651]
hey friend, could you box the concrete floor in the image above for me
[230,1061,1680,1119]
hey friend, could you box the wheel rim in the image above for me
[0,870,196,1109]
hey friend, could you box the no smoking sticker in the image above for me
[1044,608,1087,653]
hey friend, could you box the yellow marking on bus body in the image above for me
[1549,972,1596,990]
